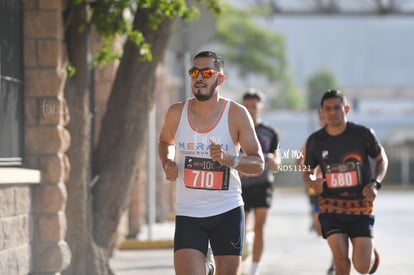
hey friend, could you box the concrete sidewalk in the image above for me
[110,186,414,275]
[119,222,174,250]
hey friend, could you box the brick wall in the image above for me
[0,185,32,274]
[14,0,70,273]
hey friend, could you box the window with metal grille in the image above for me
[0,0,24,166]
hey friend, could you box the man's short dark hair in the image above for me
[243,88,265,102]
[320,89,347,107]
[193,51,224,72]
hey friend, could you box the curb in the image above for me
[120,239,174,250]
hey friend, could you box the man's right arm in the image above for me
[158,103,182,181]
[302,139,324,194]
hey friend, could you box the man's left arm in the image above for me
[211,103,264,174]
[372,145,389,185]
[364,146,389,199]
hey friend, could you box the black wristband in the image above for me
[371,179,382,190]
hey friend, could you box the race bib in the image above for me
[325,162,361,189]
[183,156,230,190]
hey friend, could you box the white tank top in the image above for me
[174,98,243,217]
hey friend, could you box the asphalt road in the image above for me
[110,185,414,275]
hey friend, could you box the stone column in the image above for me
[23,0,71,273]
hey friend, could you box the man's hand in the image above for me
[363,182,378,201]
[210,141,232,167]
[163,159,178,181]
[307,177,325,195]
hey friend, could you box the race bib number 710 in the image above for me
[183,156,230,190]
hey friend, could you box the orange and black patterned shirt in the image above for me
[304,122,382,215]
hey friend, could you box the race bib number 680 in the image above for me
[183,156,230,190]
[325,162,361,189]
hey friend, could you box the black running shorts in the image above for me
[174,206,245,256]
[319,213,375,239]
[242,185,273,212]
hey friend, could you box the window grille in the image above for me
[0,0,24,166]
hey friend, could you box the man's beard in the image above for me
[193,81,218,101]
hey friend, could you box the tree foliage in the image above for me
[307,69,337,109]
[215,7,303,109]
[216,8,286,81]
[83,0,223,66]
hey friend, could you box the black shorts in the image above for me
[242,184,273,212]
[174,206,244,256]
[319,213,375,239]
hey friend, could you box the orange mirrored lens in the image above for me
[189,69,199,78]
[201,70,214,78]
[188,68,217,79]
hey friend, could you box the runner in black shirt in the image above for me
[303,90,388,275]
[241,89,281,275]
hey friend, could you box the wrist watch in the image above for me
[371,179,382,190]
[232,155,240,168]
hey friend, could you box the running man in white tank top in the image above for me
[159,51,264,275]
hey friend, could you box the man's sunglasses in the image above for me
[188,68,221,79]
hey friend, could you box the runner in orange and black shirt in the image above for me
[303,90,388,275]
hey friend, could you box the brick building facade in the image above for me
[0,0,71,273]
[1,0,180,273]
